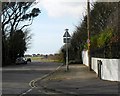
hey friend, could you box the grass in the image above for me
[30,57,63,63]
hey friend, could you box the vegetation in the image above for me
[2,1,41,66]
[60,2,120,64]
[29,54,63,63]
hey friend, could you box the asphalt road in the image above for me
[2,61,61,96]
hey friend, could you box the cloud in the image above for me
[36,0,90,18]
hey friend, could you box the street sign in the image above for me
[87,39,90,43]
[63,29,71,71]
[63,38,71,43]
[63,29,71,44]
[63,31,71,37]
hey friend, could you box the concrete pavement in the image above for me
[37,64,119,95]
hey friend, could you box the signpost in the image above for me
[63,29,71,71]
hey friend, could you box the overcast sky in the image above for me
[25,0,96,55]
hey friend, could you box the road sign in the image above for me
[87,39,90,43]
[63,38,71,43]
[63,31,71,37]
[63,29,71,71]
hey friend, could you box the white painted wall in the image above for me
[82,50,89,66]
[91,58,120,81]
[82,50,120,81]
[118,60,120,81]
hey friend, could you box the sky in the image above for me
[25,0,96,55]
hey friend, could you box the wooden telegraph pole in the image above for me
[87,0,92,71]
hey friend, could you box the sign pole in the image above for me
[66,35,69,71]
[63,29,71,71]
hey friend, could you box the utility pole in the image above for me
[87,0,92,71]
[0,1,2,68]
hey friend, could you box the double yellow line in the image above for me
[20,63,63,96]
[29,63,63,88]
[29,74,49,88]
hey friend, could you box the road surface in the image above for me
[2,61,61,96]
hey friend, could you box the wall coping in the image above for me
[91,57,120,60]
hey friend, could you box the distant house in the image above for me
[32,54,37,57]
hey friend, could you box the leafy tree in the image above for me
[90,28,113,58]
[2,1,40,66]
[60,2,120,64]
[8,30,28,63]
